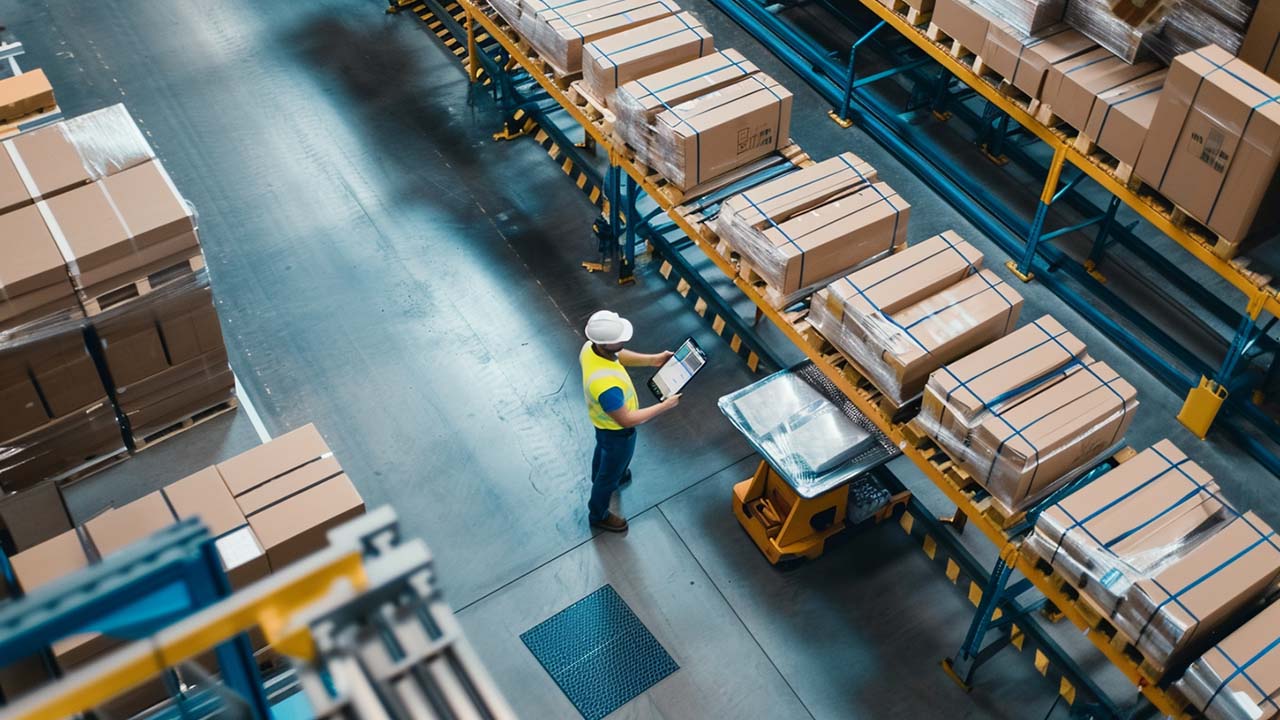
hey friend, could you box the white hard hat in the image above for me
[585,310,633,344]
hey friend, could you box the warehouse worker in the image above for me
[581,310,681,533]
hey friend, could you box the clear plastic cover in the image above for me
[1175,600,1280,720]
[810,267,1021,408]
[973,0,1067,35]
[916,325,1138,512]
[0,398,122,493]
[59,104,155,182]
[1066,0,1255,64]
[718,361,899,499]
[524,0,679,74]
[1065,0,1151,62]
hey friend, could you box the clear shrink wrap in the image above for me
[581,12,713,105]
[1175,599,1280,720]
[916,315,1138,512]
[1065,0,1150,62]
[523,0,678,75]
[1066,0,1254,64]
[613,49,758,158]
[974,0,1067,35]
[809,232,1025,407]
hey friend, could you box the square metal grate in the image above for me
[520,584,679,720]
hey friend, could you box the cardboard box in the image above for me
[85,491,177,557]
[973,0,1065,36]
[932,0,992,54]
[99,321,170,387]
[582,12,713,104]
[529,0,678,74]
[217,423,332,495]
[970,359,1138,510]
[163,466,269,588]
[1135,45,1280,247]
[0,377,50,446]
[1239,0,1280,82]
[0,69,54,125]
[247,474,365,571]
[99,160,195,249]
[1039,48,1162,131]
[717,152,878,232]
[753,182,910,297]
[9,527,90,592]
[235,456,345,516]
[1010,28,1097,100]
[71,231,201,295]
[37,183,132,275]
[0,481,73,553]
[922,314,1085,433]
[880,269,1023,401]
[1178,600,1280,719]
[0,205,76,320]
[1120,512,1280,669]
[0,401,123,494]
[33,350,104,418]
[1084,71,1166,167]
[653,73,794,190]
[614,50,760,149]
[0,147,29,215]
[3,123,92,202]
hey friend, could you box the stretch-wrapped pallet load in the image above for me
[1066,0,1256,65]
[810,232,1024,407]
[1079,70,1166,166]
[613,49,758,156]
[582,12,713,105]
[1037,46,1162,129]
[933,0,995,53]
[714,153,911,305]
[973,0,1066,35]
[618,56,793,191]
[1000,26,1098,99]
[1114,510,1280,672]
[1176,600,1280,720]
[1135,45,1280,256]
[0,69,55,134]
[1064,0,1149,62]
[524,0,679,75]
[1025,440,1232,620]
[916,315,1139,512]
[1240,0,1280,81]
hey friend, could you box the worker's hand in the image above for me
[660,393,681,410]
[653,350,674,367]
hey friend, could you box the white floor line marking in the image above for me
[234,373,272,442]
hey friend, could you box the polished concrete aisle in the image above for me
[8,0,1272,718]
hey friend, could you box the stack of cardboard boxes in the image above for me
[0,68,55,138]
[1176,600,1280,719]
[1135,44,1280,256]
[522,0,681,75]
[1036,47,1163,131]
[1240,0,1280,82]
[915,315,1139,512]
[0,424,365,709]
[580,11,714,105]
[713,153,910,307]
[810,231,1025,408]
[612,50,794,191]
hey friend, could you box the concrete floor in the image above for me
[7,0,1278,718]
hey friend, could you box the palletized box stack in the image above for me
[973,0,1066,36]
[523,0,680,74]
[1026,439,1280,673]
[1176,600,1280,720]
[613,50,794,191]
[0,424,365,709]
[1240,0,1280,82]
[809,231,1024,408]
[1066,0,1256,65]
[0,68,55,138]
[915,315,1139,512]
[985,25,1098,100]
[1037,46,1162,129]
[1076,69,1166,169]
[1135,44,1280,256]
[581,11,713,105]
[1063,0,1149,62]
[713,152,910,307]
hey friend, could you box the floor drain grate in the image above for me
[520,584,679,720]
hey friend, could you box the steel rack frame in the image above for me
[387,0,1211,714]
[699,0,1280,475]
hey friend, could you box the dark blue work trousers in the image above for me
[588,427,636,522]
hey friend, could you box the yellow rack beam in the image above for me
[855,0,1279,323]
[456,3,1188,715]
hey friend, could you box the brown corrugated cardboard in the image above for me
[0,401,123,494]
[933,0,992,53]
[0,148,28,215]
[235,456,345,516]
[0,70,54,125]
[582,12,714,104]
[0,205,73,300]
[0,377,47,440]
[247,474,365,571]
[531,0,678,74]
[38,184,132,273]
[718,152,878,230]
[757,183,909,295]
[71,232,201,296]
[9,528,90,592]
[99,321,169,387]
[122,373,234,440]
[1135,45,1280,246]
[923,315,1085,431]
[85,491,177,557]
[1125,512,1280,667]
[654,73,793,190]
[1011,28,1097,99]
[0,481,72,553]
[883,270,1023,399]
[819,231,984,331]
[1240,0,1280,82]
[1039,48,1162,131]
[972,359,1138,510]
[5,123,91,200]
[614,50,760,150]
[34,351,104,418]
[158,292,224,365]
[1085,72,1166,167]
[163,466,246,537]
[1186,600,1280,718]
[100,160,195,250]
[217,423,331,495]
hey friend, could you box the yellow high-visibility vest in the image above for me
[580,342,638,431]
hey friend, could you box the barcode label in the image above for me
[1187,126,1230,174]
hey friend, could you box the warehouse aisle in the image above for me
[9,0,1275,718]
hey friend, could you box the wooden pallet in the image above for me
[131,396,239,452]
[566,80,615,132]
[1130,183,1260,266]
[793,315,922,424]
[81,254,206,316]
[882,0,932,26]
[926,23,975,60]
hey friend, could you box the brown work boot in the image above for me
[591,513,628,533]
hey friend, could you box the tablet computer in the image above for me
[648,338,708,401]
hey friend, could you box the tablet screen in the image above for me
[651,338,706,399]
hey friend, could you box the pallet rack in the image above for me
[388,0,1209,714]
[701,0,1280,475]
